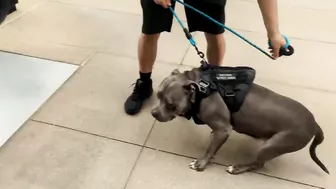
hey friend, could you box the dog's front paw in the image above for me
[189,159,207,172]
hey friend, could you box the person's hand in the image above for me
[154,0,171,9]
[268,32,287,59]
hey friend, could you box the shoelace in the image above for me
[129,81,145,100]
[129,83,139,99]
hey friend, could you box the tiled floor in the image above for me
[0,0,335,189]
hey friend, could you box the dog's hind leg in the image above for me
[226,131,311,175]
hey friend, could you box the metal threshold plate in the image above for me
[0,51,78,147]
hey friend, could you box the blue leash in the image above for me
[169,0,294,61]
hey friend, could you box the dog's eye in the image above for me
[166,103,176,111]
[157,92,162,99]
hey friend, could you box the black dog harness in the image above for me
[183,63,256,125]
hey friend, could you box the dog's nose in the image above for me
[151,109,159,118]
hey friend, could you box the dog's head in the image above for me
[151,69,199,122]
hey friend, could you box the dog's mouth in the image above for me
[176,103,193,118]
[177,112,187,117]
[154,115,175,123]
[151,110,175,122]
[155,118,168,123]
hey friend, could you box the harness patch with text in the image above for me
[184,65,256,125]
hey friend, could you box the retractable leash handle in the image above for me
[268,35,295,57]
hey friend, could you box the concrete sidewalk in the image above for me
[0,0,335,188]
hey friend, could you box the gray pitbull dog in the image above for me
[151,68,329,175]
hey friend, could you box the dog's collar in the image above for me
[182,87,209,125]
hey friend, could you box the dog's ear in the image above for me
[183,81,199,103]
[171,69,181,75]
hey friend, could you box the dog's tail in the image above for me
[309,125,330,174]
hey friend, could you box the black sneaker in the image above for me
[124,79,153,115]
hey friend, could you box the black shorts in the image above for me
[141,0,227,35]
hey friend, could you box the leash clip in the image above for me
[194,46,204,59]
[183,27,206,60]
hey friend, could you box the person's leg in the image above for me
[138,33,160,74]
[0,0,10,24]
[124,0,175,115]
[184,0,227,66]
[204,33,225,66]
